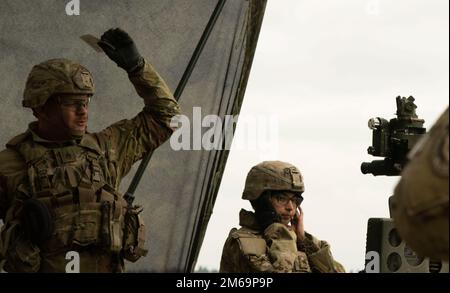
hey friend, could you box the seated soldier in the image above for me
[220,161,345,273]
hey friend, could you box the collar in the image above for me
[239,209,261,231]
[28,122,77,146]
[27,122,102,154]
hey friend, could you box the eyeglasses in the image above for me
[58,97,91,111]
[272,192,303,207]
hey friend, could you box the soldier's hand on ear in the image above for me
[98,28,144,73]
[293,207,305,241]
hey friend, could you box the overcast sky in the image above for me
[196,0,449,272]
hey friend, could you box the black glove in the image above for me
[98,28,144,73]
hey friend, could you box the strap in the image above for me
[34,159,51,191]
[288,167,303,189]
[110,200,124,253]
[135,214,148,257]
[86,152,104,186]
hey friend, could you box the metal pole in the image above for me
[124,0,227,204]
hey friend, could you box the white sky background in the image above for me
[196,0,449,272]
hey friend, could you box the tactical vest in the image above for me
[0,131,147,272]
[231,227,311,273]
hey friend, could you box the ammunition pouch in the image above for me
[44,187,127,254]
[231,225,312,273]
[122,205,148,262]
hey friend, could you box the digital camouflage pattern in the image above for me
[219,209,345,273]
[22,59,95,109]
[0,59,180,272]
[392,107,449,261]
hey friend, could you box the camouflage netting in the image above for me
[0,0,266,272]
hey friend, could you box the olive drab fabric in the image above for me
[0,59,180,272]
[392,107,449,261]
[242,161,305,201]
[263,223,309,272]
[22,59,95,109]
[219,209,345,273]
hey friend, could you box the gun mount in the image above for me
[361,96,426,176]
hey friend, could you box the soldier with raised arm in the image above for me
[0,28,180,272]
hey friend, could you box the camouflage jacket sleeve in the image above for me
[95,60,181,182]
[298,232,345,273]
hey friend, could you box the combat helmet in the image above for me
[22,58,95,108]
[242,161,305,201]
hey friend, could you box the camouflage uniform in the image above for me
[220,210,345,273]
[219,161,345,273]
[0,58,180,272]
[392,107,449,261]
